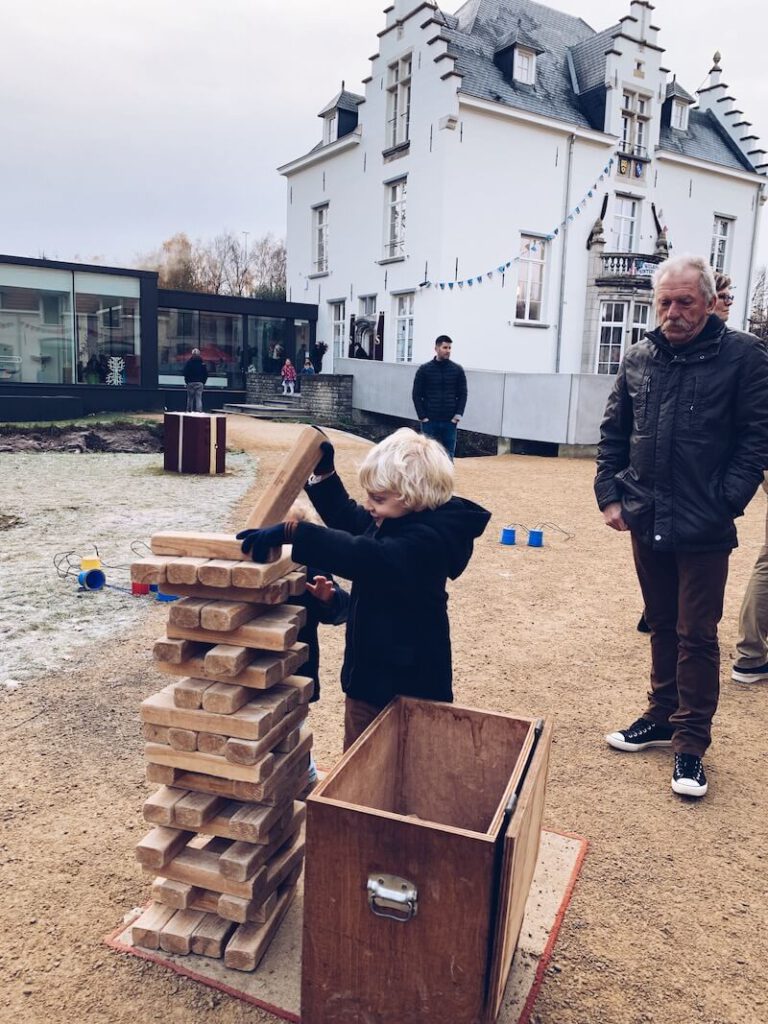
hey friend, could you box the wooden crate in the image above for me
[301,697,552,1024]
[163,412,226,474]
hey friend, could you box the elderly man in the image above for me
[595,254,768,799]
[411,335,468,460]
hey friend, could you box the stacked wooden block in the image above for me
[129,530,314,970]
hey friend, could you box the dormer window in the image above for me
[671,99,689,131]
[513,46,536,85]
[324,112,337,145]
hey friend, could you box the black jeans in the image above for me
[632,535,730,756]
[421,420,457,460]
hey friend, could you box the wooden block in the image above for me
[142,684,276,741]
[285,570,308,596]
[168,727,198,752]
[224,706,307,766]
[144,742,276,784]
[264,826,305,891]
[217,889,278,925]
[197,559,235,587]
[219,841,270,883]
[135,826,195,869]
[200,600,266,632]
[249,731,312,802]
[198,799,302,846]
[151,876,197,910]
[267,603,308,629]
[203,644,254,679]
[172,677,213,709]
[143,786,187,826]
[278,674,315,704]
[244,425,327,529]
[173,791,226,829]
[152,758,309,804]
[146,762,178,785]
[131,557,172,584]
[151,531,251,561]
[201,681,251,715]
[190,914,237,958]
[142,722,170,744]
[168,618,299,654]
[197,732,228,755]
[230,551,296,590]
[159,908,208,954]
[131,901,176,949]
[275,727,301,753]
[152,844,269,900]
[166,557,211,585]
[168,597,209,628]
[155,643,309,690]
[223,886,295,971]
[159,578,291,605]
[268,682,301,713]
[153,637,209,665]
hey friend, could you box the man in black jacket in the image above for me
[183,348,208,412]
[595,254,768,799]
[411,335,467,460]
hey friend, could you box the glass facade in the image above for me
[75,273,141,385]
[158,308,244,388]
[247,315,292,374]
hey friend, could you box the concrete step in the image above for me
[221,404,315,423]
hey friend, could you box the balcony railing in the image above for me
[598,253,662,281]
[617,141,649,160]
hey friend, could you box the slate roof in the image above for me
[317,89,365,118]
[569,25,620,94]
[665,80,696,104]
[659,109,754,172]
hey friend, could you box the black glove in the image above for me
[314,440,335,476]
[236,523,287,562]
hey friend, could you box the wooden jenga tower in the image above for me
[128,427,326,970]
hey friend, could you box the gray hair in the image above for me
[191,347,201,357]
[652,254,716,303]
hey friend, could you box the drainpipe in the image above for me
[744,180,766,330]
[554,133,575,373]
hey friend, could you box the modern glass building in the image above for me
[0,255,317,419]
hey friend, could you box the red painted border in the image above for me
[104,828,588,1024]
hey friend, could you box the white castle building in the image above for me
[279,0,766,449]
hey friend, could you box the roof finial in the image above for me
[713,51,721,67]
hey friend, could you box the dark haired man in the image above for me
[411,335,467,460]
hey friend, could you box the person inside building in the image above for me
[183,347,208,412]
[595,253,768,799]
[411,335,468,461]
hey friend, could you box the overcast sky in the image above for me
[1,0,766,268]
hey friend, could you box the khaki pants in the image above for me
[735,480,768,668]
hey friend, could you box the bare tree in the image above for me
[749,266,768,342]
[250,233,286,300]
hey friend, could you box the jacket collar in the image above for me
[646,314,726,363]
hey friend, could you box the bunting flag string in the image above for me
[426,156,614,291]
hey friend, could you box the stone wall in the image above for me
[245,371,353,424]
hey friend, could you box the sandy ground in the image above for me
[1,416,767,1024]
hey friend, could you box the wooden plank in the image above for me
[168,727,198,752]
[146,762,178,785]
[201,682,252,715]
[275,727,301,753]
[135,826,195,869]
[155,755,310,804]
[198,800,303,846]
[151,531,253,561]
[197,559,235,588]
[143,786,187,826]
[167,618,299,653]
[244,425,327,529]
[197,732,228,755]
[160,578,291,606]
[277,674,315,704]
[130,901,176,949]
[247,730,312,801]
[220,818,304,883]
[168,597,209,629]
[155,643,309,690]
[203,644,254,679]
[159,908,208,954]
[190,913,237,958]
[142,722,170,744]
[144,742,276,784]
[230,552,296,590]
[264,826,305,891]
[200,600,266,632]
[151,844,268,900]
[141,683,277,740]
[223,886,295,971]
[153,637,210,665]
[130,557,172,584]
[166,557,212,585]
[172,791,226,829]
[151,876,197,910]
[224,706,307,766]
[285,570,308,596]
[217,889,278,925]
[172,677,213,709]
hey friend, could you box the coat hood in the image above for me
[389,495,491,579]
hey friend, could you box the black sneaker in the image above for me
[671,753,708,797]
[731,662,768,684]
[637,613,651,634]
[605,717,674,752]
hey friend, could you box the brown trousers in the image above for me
[735,480,768,668]
[632,536,730,756]
[343,696,384,751]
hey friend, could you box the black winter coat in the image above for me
[412,357,468,421]
[292,570,350,702]
[291,473,491,706]
[183,355,208,385]
[595,315,768,551]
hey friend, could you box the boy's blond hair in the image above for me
[358,428,454,511]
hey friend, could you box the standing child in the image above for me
[238,428,491,749]
[280,357,297,395]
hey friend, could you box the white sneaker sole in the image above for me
[671,777,707,797]
[605,732,673,752]
[731,668,768,684]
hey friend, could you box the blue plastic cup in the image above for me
[156,592,179,602]
[528,529,544,548]
[500,526,516,545]
[78,568,106,590]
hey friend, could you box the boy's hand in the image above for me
[306,575,334,604]
[313,440,335,477]
[236,523,287,562]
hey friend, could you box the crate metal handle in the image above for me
[367,874,418,923]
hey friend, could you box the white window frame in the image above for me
[394,293,414,363]
[671,100,689,131]
[710,216,732,274]
[630,302,650,347]
[614,196,639,253]
[619,90,650,157]
[359,294,377,316]
[324,111,337,145]
[330,300,346,360]
[516,235,547,322]
[312,204,329,274]
[384,178,407,259]
[386,55,412,148]
[596,301,628,375]
[513,46,536,85]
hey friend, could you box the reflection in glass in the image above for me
[0,266,74,384]
[247,316,291,374]
[74,273,141,385]
[200,312,243,389]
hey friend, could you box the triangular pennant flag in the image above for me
[467,278,473,286]
[477,276,483,284]
[498,266,505,273]
[448,282,454,290]
[487,271,494,279]
[505,261,512,268]
[457,281,464,288]
[553,228,559,236]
